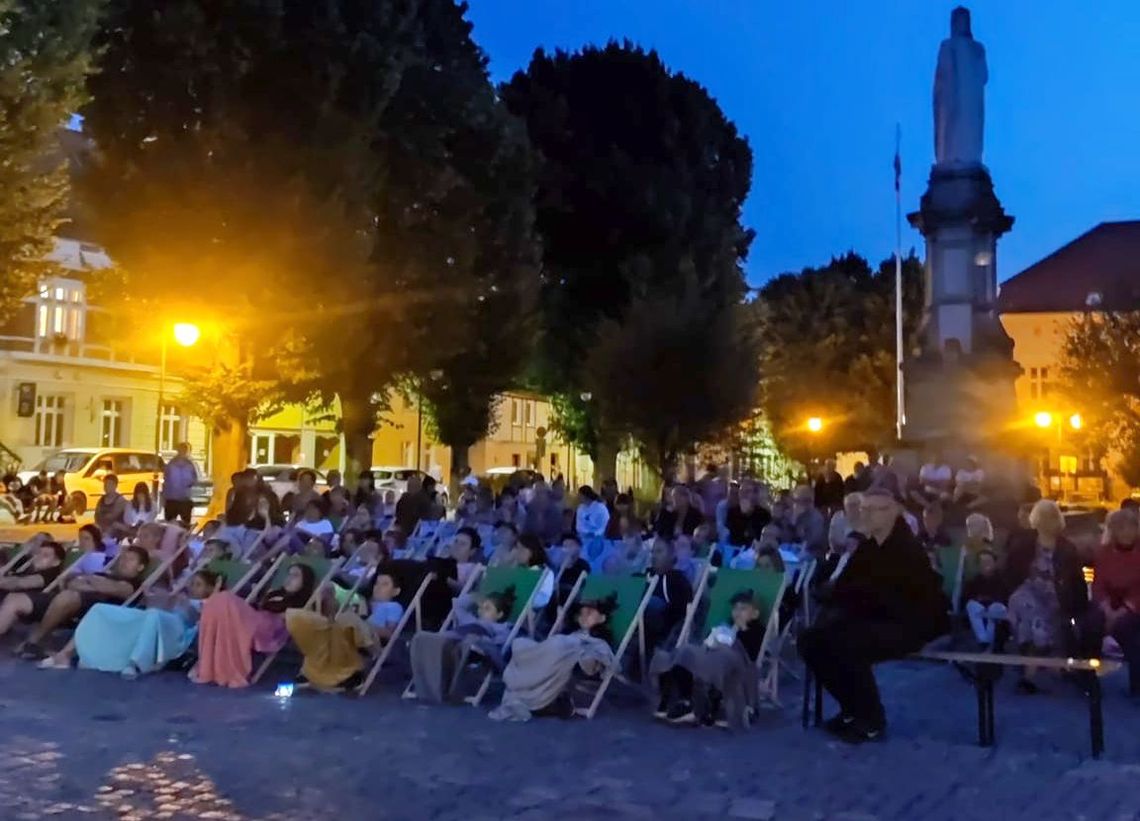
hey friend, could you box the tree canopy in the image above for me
[756,251,923,462]
[1059,311,1140,487]
[501,41,755,477]
[0,0,102,321]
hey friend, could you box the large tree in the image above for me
[0,0,102,321]
[501,42,754,481]
[1059,311,1140,488]
[756,251,923,462]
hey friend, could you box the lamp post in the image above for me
[1034,410,1082,498]
[153,322,200,496]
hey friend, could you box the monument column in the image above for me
[902,6,1020,449]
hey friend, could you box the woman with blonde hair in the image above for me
[964,512,994,548]
[1006,500,1100,693]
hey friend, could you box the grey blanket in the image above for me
[491,633,614,721]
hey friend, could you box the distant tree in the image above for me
[0,0,102,321]
[583,287,759,479]
[756,251,923,462]
[1059,311,1140,488]
[501,42,754,481]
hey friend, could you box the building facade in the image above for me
[998,220,1140,502]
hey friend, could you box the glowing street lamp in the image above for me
[1034,411,1053,429]
[807,417,824,433]
[1069,413,1083,431]
[154,322,201,494]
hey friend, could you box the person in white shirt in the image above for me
[575,486,610,541]
[124,482,158,531]
[295,499,334,545]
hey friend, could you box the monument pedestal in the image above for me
[903,164,1020,451]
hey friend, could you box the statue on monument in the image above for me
[933,7,987,168]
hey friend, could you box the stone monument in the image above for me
[902,6,1020,450]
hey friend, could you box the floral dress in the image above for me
[1008,545,1063,650]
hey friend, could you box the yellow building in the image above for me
[998,220,1140,502]
[0,236,209,472]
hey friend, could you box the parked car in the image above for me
[251,464,328,512]
[19,448,162,516]
[372,466,449,507]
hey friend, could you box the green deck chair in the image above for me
[937,544,967,613]
[464,566,549,706]
[572,573,657,719]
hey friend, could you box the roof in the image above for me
[998,221,1140,313]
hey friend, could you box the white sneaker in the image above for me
[37,655,70,670]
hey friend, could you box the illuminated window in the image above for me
[1028,367,1054,400]
[100,400,124,447]
[35,279,85,341]
[34,395,65,447]
[159,404,183,452]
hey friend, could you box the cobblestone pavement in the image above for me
[0,652,1139,821]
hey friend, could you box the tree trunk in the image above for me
[205,417,248,520]
[340,394,375,487]
[593,437,619,489]
[449,444,471,506]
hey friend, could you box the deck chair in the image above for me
[250,555,343,684]
[461,566,550,706]
[573,574,657,719]
[356,570,439,696]
[42,548,114,593]
[123,544,191,607]
[399,565,487,700]
[675,566,788,706]
[0,539,41,577]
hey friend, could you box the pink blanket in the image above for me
[195,591,288,688]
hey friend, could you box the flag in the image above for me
[893,125,902,193]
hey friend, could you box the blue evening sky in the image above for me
[467,1,1140,285]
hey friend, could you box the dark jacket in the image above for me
[654,506,704,539]
[814,472,845,510]
[724,504,772,547]
[821,517,949,639]
[961,572,1009,606]
[1005,532,1088,619]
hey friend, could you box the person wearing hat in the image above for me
[652,588,766,728]
[489,594,616,722]
[799,486,949,743]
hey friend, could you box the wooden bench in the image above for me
[802,650,1122,758]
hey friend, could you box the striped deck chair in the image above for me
[250,555,343,684]
[399,564,486,700]
[461,565,550,706]
[42,548,113,593]
[675,566,788,706]
[356,570,439,696]
[0,538,44,577]
[123,543,191,607]
[571,573,657,719]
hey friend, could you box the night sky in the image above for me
[467,0,1140,286]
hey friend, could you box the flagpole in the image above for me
[894,124,905,441]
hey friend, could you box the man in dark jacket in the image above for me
[800,487,949,742]
[643,536,694,653]
[813,460,845,514]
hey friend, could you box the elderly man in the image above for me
[799,487,948,742]
[791,485,827,558]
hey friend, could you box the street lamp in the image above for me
[1069,413,1083,431]
[1034,411,1053,429]
[153,322,200,495]
[807,417,824,433]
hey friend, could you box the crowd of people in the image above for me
[0,447,1135,745]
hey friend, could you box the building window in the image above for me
[511,453,521,468]
[35,279,85,342]
[1028,367,1054,400]
[100,399,124,447]
[159,404,183,452]
[511,399,522,426]
[525,400,536,427]
[34,395,65,447]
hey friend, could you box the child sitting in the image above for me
[653,589,766,728]
[962,548,1009,648]
[286,568,405,692]
[409,587,516,703]
[489,593,616,722]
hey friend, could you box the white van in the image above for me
[20,448,161,515]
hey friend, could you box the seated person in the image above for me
[192,563,317,688]
[486,521,519,567]
[0,540,66,602]
[443,527,483,593]
[730,525,782,571]
[1091,508,1140,695]
[691,523,716,561]
[643,536,694,654]
[39,569,219,677]
[601,518,648,576]
[506,534,553,609]
[75,524,110,574]
[287,569,405,692]
[555,533,591,589]
[798,487,948,742]
[488,593,616,722]
[187,519,222,558]
[294,499,335,546]
[673,535,699,584]
[5,545,151,660]
[410,588,515,703]
[951,457,988,524]
[962,548,1009,648]
[653,589,766,727]
[918,503,952,572]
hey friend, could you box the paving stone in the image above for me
[728,797,776,819]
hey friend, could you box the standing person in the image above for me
[1091,509,1140,695]
[395,476,429,536]
[694,464,727,527]
[162,442,199,527]
[814,460,845,515]
[575,486,610,542]
[1006,500,1101,693]
[94,474,130,542]
[521,481,563,547]
[799,487,948,742]
[844,462,871,495]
